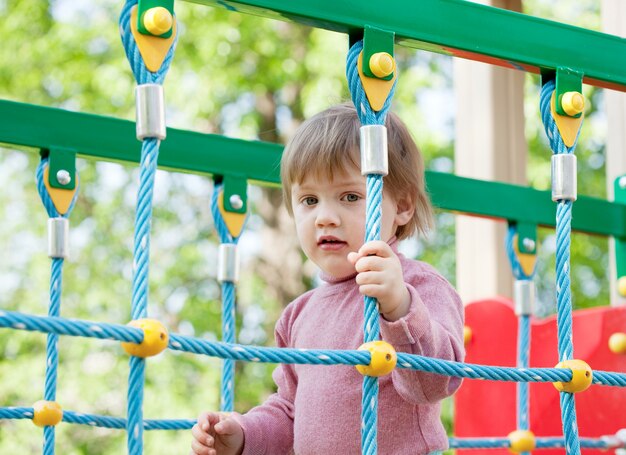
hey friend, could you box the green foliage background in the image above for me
[0,0,611,453]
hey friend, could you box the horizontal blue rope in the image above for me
[3,406,617,447]
[2,309,626,387]
[450,437,611,449]
[0,408,194,430]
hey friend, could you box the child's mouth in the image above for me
[318,237,347,250]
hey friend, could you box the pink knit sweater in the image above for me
[237,250,465,454]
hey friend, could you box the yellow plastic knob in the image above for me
[560,91,585,117]
[508,429,536,453]
[617,276,626,297]
[121,319,169,357]
[553,359,593,393]
[356,340,397,377]
[609,332,626,354]
[143,7,173,36]
[463,326,472,346]
[32,400,63,427]
[369,52,395,79]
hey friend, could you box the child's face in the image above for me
[291,166,407,279]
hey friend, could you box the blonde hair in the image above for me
[281,103,434,240]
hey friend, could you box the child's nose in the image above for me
[315,203,340,227]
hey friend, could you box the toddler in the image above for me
[191,103,465,455]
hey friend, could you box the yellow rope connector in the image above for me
[121,319,169,358]
[32,400,63,427]
[369,52,395,79]
[356,340,397,377]
[560,91,585,117]
[609,332,626,354]
[553,359,593,393]
[508,429,536,454]
[143,7,173,36]
[463,325,472,346]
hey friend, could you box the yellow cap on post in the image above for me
[561,91,585,117]
[369,52,395,78]
[143,7,173,36]
[609,332,626,354]
[463,326,472,346]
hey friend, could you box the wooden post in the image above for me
[454,0,527,303]
[602,0,626,306]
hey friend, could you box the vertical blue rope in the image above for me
[346,39,396,455]
[517,315,530,434]
[119,1,177,453]
[539,79,581,455]
[35,159,79,455]
[210,184,246,412]
[505,224,534,451]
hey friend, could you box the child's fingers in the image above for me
[206,412,222,427]
[214,417,240,436]
[191,424,209,443]
[359,240,393,257]
[347,251,359,265]
[353,255,385,273]
[190,438,211,454]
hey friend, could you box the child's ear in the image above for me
[394,196,415,227]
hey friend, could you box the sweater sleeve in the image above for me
[379,267,465,404]
[237,314,296,455]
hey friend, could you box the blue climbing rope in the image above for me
[35,158,79,455]
[346,39,397,455]
[210,183,246,412]
[505,224,536,455]
[2,309,626,386]
[539,78,582,455]
[119,1,177,453]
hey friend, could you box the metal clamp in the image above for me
[48,217,69,259]
[514,280,534,316]
[360,125,388,176]
[218,244,239,283]
[136,84,166,140]
[551,154,577,202]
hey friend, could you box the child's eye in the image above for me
[343,193,360,202]
[302,196,318,206]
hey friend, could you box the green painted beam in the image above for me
[0,99,282,186]
[427,172,626,239]
[185,0,626,91]
[3,99,626,239]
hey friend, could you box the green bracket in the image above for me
[46,147,77,190]
[614,175,626,282]
[555,67,583,118]
[362,25,395,81]
[222,174,248,214]
[516,222,537,255]
[137,0,175,38]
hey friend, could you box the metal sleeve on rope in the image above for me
[217,244,239,283]
[551,154,577,202]
[48,218,69,259]
[136,84,166,140]
[360,125,388,176]
[514,280,534,316]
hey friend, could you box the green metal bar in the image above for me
[3,99,626,240]
[0,99,282,186]
[184,0,626,91]
[427,172,626,239]
[614,176,626,281]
